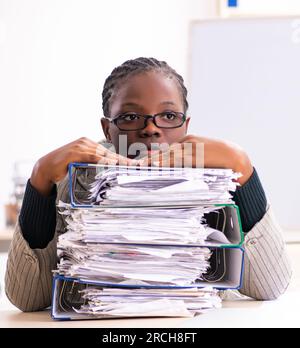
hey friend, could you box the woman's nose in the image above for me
[139,118,162,138]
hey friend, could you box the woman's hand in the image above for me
[30,137,139,196]
[141,135,254,186]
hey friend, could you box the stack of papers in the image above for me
[58,203,231,246]
[55,165,240,318]
[74,287,221,318]
[56,242,211,286]
[89,167,240,206]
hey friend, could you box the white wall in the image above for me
[0,0,218,228]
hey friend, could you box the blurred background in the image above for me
[0,0,300,238]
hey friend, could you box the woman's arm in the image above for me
[232,168,292,300]
[145,135,292,300]
[5,138,138,312]
[4,178,69,312]
[239,205,292,300]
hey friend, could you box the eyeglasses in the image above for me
[110,112,186,131]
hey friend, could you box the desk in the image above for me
[1,244,299,328]
[1,291,299,328]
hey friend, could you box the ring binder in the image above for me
[52,163,245,320]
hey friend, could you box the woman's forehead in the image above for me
[111,71,183,112]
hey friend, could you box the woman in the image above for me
[5,57,292,311]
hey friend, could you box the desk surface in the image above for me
[1,292,299,328]
[1,244,299,328]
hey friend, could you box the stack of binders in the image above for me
[51,163,245,320]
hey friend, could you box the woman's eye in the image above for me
[123,114,139,121]
[162,113,177,120]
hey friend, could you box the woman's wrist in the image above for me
[207,139,253,185]
[229,147,254,186]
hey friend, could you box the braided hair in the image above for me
[102,57,189,118]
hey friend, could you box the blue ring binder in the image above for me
[52,162,245,320]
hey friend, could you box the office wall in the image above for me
[0,0,218,228]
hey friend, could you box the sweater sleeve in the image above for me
[232,167,267,233]
[19,180,57,249]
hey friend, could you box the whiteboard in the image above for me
[189,17,300,229]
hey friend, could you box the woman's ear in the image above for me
[101,117,112,142]
[185,116,191,134]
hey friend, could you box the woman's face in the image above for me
[101,71,190,157]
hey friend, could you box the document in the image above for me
[88,166,240,206]
[73,287,221,318]
[58,202,231,246]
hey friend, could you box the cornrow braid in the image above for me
[102,57,189,118]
